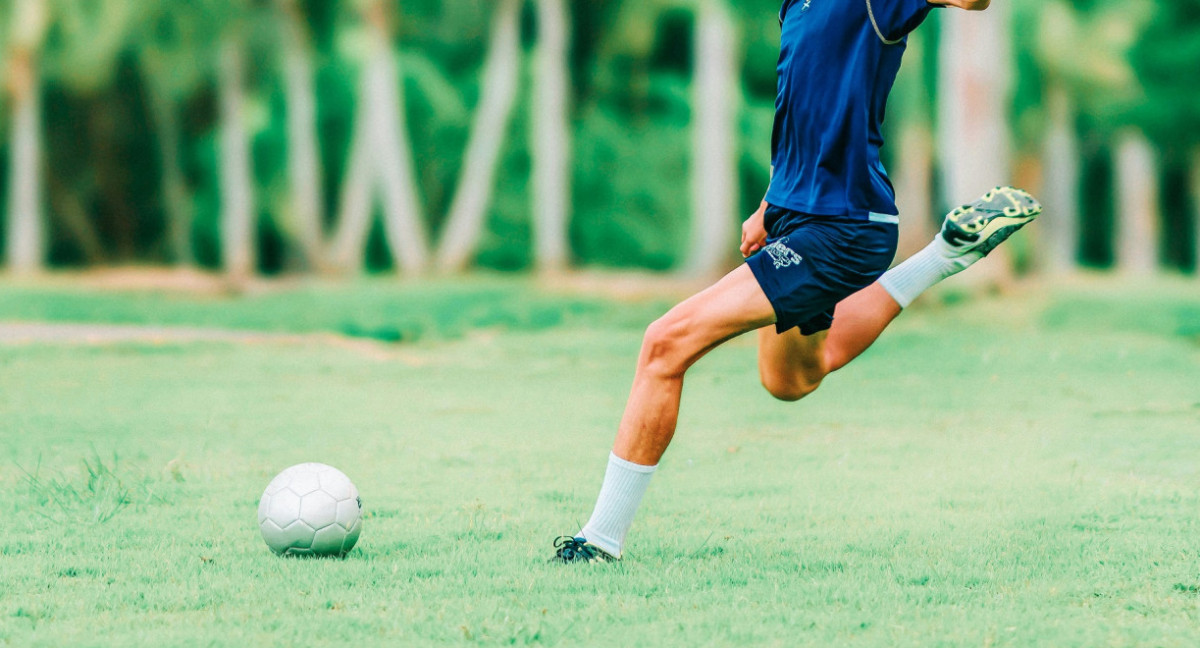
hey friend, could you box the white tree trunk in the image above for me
[893,125,934,261]
[5,50,44,275]
[436,0,522,273]
[281,2,325,270]
[888,31,933,261]
[367,13,429,274]
[937,5,1014,286]
[529,0,572,274]
[326,5,430,274]
[1113,129,1159,276]
[685,0,739,278]
[327,100,376,272]
[1040,84,1079,274]
[218,37,256,280]
[141,63,195,265]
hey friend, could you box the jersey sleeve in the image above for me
[779,0,797,26]
[867,0,936,43]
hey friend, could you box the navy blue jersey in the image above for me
[766,0,935,218]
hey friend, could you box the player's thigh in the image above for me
[757,325,828,385]
[647,264,777,365]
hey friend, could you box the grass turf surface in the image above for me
[1,278,1198,646]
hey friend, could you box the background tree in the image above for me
[4,0,50,274]
[1126,0,1200,275]
[887,31,935,260]
[435,0,521,273]
[217,13,256,281]
[686,0,739,278]
[1113,128,1158,275]
[328,0,429,274]
[529,0,572,274]
[1093,5,1157,276]
[40,0,141,265]
[276,0,326,270]
[134,2,221,266]
[937,5,1015,288]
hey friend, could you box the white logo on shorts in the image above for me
[764,238,803,269]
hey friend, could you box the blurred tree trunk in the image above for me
[436,0,521,273]
[279,0,325,271]
[5,0,49,275]
[1113,129,1159,276]
[892,32,934,261]
[328,2,430,274]
[47,175,107,264]
[529,0,571,274]
[366,2,428,274]
[685,0,738,278]
[218,36,256,280]
[1040,84,1079,274]
[327,98,375,272]
[937,5,1014,288]
[140,62,195,266]
[1192,147,1200,278]
[894,125,934,260]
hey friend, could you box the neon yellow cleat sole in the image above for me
[941,186,1042,256]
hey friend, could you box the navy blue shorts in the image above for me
[746,205,898,335]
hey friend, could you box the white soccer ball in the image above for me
[257,463,363,557]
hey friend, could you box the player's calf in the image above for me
[552,267,776,564]
[756,326,829,402]
[760,370,822,402]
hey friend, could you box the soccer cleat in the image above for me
[550,536,619,564]
[940,186,1042,257]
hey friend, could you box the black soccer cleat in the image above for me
[551,536,619,564]
[940,186,1042,257]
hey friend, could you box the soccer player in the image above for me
[552,0,1041,563]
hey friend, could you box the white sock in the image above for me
[579,452,657,557]
[878,237,982,308]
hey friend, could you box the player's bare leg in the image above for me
[611,265,775,466]
[552,264,774,563]
[756,328,827,401]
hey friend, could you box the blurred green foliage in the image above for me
[0,0,1195,272]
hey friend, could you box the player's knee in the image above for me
[640,315,693,379]
[760,372,821,402]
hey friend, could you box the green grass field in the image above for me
[1,277,1198,646]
